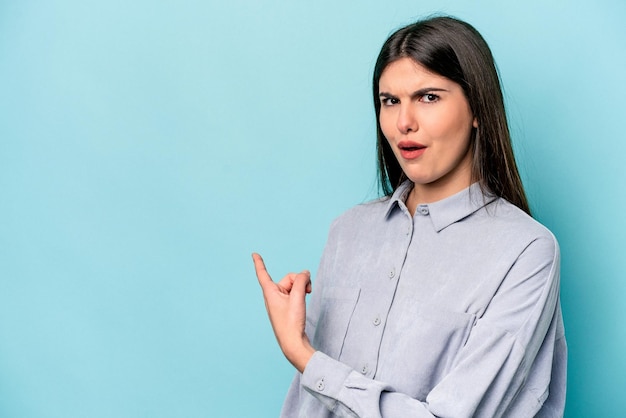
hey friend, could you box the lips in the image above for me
[397,141,426,160]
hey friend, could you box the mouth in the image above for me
[397,141,426,159]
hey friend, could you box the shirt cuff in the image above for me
[301,351,353,410]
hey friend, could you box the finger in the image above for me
[290,270,311,301]
[252,253,273,286]
[277,273,298,291]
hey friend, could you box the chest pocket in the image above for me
[378,302,477,399]
[312,286,361,359]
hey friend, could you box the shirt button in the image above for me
[316,378,325,391]
[388,268,396,279]
[360,364,369,374]
[418,205,429,215]
[373,316,381,326]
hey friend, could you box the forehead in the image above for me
[379,57,454,91]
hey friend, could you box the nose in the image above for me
[396,104,418,134]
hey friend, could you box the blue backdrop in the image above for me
[1,0,624,416]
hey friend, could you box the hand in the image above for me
[252,253,315,373]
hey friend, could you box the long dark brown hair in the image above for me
[373,16,530,215]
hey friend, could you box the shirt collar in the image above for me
[384,181,497,232]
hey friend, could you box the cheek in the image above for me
[432,108,474,144]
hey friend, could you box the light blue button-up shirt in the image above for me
[281,182,566,417]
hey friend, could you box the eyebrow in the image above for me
[379,87,449,100]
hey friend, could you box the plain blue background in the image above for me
[1,0,625,416]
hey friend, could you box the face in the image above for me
[378,57,478,202]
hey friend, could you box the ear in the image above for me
[472,117,478,128]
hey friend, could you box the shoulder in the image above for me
[329,195,390,224]
[327,196,392,234]
[489,199,555,237]
[319,196,400,253]
[483,198,559,261]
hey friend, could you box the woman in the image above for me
[253,16,566,417]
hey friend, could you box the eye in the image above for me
[421,93,440,103]
[381,97,400,107]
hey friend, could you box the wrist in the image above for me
[284,340,315,373]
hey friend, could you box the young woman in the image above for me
[253,16,566,417]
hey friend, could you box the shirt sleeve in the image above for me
[297,234,565,418]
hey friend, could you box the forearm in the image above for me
[300,351,436,418]
[297,318,558,418]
